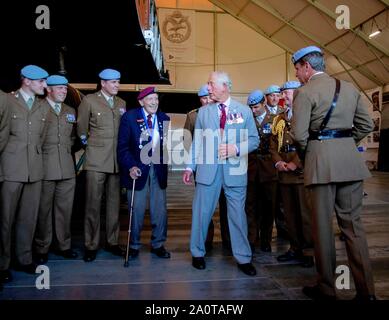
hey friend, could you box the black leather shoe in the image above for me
[105,245,125,257]
[237,263,257,276]
[56,249,78,259]
[127,248,139,259]
[260,244,272,252]
[151,246,171,259]
[34,253,48,264]
[277,250,300,262]
[0,269,13,283]
[302,285,336,301]
[353,293,377,301]
[300,256,314,268]
[14,262,38,274]
[192,257,206,270]
[83,250,97,262]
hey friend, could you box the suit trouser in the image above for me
[206,189,231,245]
[34,178,76,254]
[84,171,120,250]
[280,183,313,254]
[308,181,375,296]
[0,180,41,269]
[127,165,167,250]
[190,165,252,264]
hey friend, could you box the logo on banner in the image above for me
[162,11,191,44]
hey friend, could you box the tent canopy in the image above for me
[209,0,389,91]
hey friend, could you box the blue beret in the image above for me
[46,75,68,86]
[291,46,322,64]
[264,85,281,95]
[21,65,48,80]
[197,85,209,97]
[137,86,156,100]
[99,68,121,80]
[247,90,264,106]
[281,81,301,91]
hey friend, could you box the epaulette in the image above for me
[189,108,199,114]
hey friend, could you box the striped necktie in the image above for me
[108,97,114,108]
[54,103,61,115]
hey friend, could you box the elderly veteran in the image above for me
[118,86,171,259]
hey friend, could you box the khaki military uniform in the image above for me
[269,110,313,255]
[77,91,126,250]
[292,72,375,297]
[0,91,49,269]
[0,90,10,182]
[34,100,77,254]
[246,106,282,248]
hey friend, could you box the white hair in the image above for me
[212,71,232,91]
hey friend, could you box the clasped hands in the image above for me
[275,161,297,172]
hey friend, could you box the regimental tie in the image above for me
[54,103,61,115]
[26,97,34,110]
[108,97,114,108]
[147,114,153,131]
[219,103,227,130]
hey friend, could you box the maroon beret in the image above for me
[137,86,157,100]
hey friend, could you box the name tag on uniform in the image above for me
[226,112,244,125]
[119,108,126,116]
[66,114,76,123]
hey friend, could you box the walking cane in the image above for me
[124,177,136,267]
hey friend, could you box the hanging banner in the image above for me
[362,87,382,149]
[158,8,195,63]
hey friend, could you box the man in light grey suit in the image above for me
[183,71,259,276]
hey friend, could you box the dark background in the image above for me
[0,0,198,113]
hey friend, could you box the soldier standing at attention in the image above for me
[0,65,49,278]
[33,75,78,264]
[78,68,127,262]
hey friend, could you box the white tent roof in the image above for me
[209,0,389,91]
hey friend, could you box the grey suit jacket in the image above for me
[291,73,373,186]
[186,98,259,187]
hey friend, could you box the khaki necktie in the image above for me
[108,97,114,108]
[26,97,34,109]
[54,103,61,115]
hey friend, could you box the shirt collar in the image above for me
[266,104,278,115]
[19,88,34,103]
[46,97,60,108]
[101,90,113,102]
[218,96,231,113]
[142,108,157,120]
[308,71,324,83]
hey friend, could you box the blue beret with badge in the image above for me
[281,81,301,91]
[291,46,322,65]
[264,85,281,95]
[247,89,264,106]
[21,65,49,80]
[99,68,121,80]
[47,75,68,86]
[197,85,209,97]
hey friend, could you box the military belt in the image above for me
[280,144,297,153]
[308,128,352,141]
